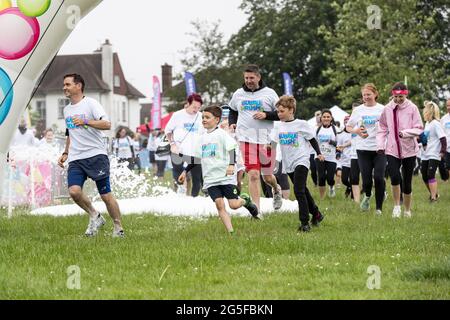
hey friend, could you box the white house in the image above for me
[30,39,145,136]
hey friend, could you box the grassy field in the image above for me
[0,176,449,300]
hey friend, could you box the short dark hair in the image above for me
[64,73,85,92]
[203,105,222,119]
[187,93,203,105]
[244,64,261,75]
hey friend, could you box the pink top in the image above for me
[377,99,423,159]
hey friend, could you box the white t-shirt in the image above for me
[348,103,384,151]
[441,114,450,153]
[147,135,158,152]
[338,131,352,168]
[113,137,134,159]
[192,128,238,189]
[316,126,337,163]
[229,86,279,144]
[422,120,446,161]
[165,109,204,157]
[11,129,35,147]
[270,119,315,174]
[64,97,108,163]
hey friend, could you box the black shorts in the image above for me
[208,185,239,202]
[446,152,450,170]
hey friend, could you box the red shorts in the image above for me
[240,142,276,175]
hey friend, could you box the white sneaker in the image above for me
[392,206,401,218]
[112,229,125,238]
[404,211,412,218]
[85,214,106,237]
[273,184,283,210]
[376,210,382,216]
[329,187,336,198]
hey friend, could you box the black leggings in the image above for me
[171,153,203,197]
[310,154,318,186]
[287,165,320,225]
[315,160,336,187]
[357,150,386,210]
[341,166,352,192]
[421,159,440,183]
[350,159,360,185]
[387,156,416,195]
[156,160,167,178]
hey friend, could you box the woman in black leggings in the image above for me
[316,110,338,199]
[347,84,386,214]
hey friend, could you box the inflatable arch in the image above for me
[0,0,102,192]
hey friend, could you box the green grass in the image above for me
[0,177,449,300]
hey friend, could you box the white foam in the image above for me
[30,195,299,218]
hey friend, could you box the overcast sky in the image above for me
[59,0,248,98]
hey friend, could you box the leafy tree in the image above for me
[310,0,450,110]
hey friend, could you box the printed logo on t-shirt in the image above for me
[241,100,263,112]
[362,115,378,127]
[424,130,430,140]
[184,123,199,133]
[279,132,299,147]
[445,122,450,129]
[202,143,217,158]
[66,114,87,130]
[318,134,331,143]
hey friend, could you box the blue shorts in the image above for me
[68,154,111,195]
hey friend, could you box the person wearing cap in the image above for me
[377,82,423,218]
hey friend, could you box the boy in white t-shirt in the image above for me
[270,96,325,233]
[179,106,260,234]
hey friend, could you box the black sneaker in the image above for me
[311,212,324,227]
[241,193,259,219]
[298,224,311,233]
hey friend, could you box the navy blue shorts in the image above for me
[68,154,111,195]
[208,184,239,202]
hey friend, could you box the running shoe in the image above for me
[273,184,283,210]
[241,193,260,219]
[360,195,371,211]
[85,214,106,237]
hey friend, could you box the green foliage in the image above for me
[310,0,450,108]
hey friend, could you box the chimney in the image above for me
[101,39,115,132]
[101,39,113,90]
[161,63,173,93]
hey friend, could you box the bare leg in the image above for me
[262,174,278,190]
[429,181,438,200]
[215,198,233,232]
[319,186,326,200]
[228,198,245,210]
[100,193,123,231]
[69,186,97,218]
[248,170,261,210]
[282,190,290,200]
[352,185,360,203]
[403,193,412,212]
[392,185,401,206]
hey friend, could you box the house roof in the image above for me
[36,53,145,99]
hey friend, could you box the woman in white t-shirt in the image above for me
[113,128,136,171]
[346,83,386,214]
[420,101,447,202]
[316,110,338,199]
[165,93,204,197]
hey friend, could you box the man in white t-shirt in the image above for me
[57,74,124,238]
[228,64,282,211]
[441,99,450,177]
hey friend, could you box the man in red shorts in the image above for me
[228,64,282,211]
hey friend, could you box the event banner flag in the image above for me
[184,72,197,96]
[152,76,162,130]
[282,72,294,96]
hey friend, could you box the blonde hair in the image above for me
[362,83,379,101]
[276,95,297,113]
[423,101,440,122]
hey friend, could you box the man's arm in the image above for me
[58,136,71,168]
[72,117,111,130]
